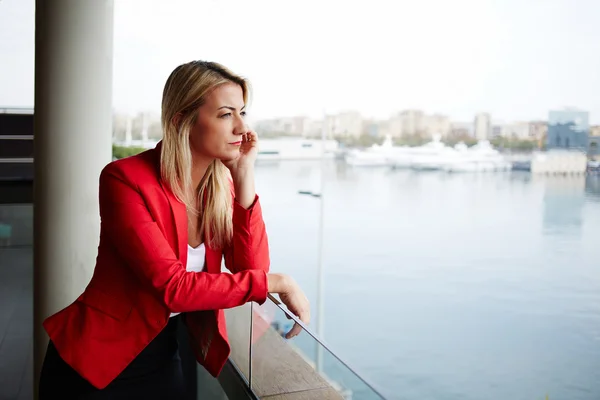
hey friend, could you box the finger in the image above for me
[285,322,302,339]
[246,130,258,142]
[299,309,311,326]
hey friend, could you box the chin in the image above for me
[219,150,240,162]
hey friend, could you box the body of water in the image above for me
[255,160,600,400]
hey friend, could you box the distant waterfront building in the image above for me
[449,121,473,138]
[501,122,531,140]
[589,126,600,156]
[422,114,451,138]
[546,109,589,151]
[589,136,600,157]
[474,113,491,141]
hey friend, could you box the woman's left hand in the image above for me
[224,129,258,174]
[223,129,258,209]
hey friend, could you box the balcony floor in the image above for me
[0,247,33,400]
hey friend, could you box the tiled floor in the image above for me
[0,247,33,400]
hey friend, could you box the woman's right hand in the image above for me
[267,273,311,339]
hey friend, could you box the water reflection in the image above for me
[542,176,586,235]
[585,176,600,201]
[256,161,600,400]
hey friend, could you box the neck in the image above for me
[191,153,214,191]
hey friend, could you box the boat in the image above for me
[443,140,512,173]
[256,137,339,161]
[405,135,458,171]
[343,135,393,167]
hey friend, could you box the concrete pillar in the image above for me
[33,0,114,393]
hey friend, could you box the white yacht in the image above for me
[256,137,339,161]
[344,136,395,167]
[443,140,511,173]
[404,135,457,171]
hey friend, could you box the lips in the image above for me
[229,141,242,145]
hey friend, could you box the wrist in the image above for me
[267,273,290,293]
[230,165,253,181]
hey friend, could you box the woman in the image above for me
[39,60,310,399]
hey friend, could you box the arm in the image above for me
[99,163,268,314]
[223,168,270,274]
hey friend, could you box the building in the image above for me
[590,136,600,157]
[361,119,389,137]
[528,121,548,142]
[328,111,363,138]
[546,109,589,151]
[422,114,451,138]
[450,121,473,138]
[491,124,503,138]
[474,113,491,141]
[501,122,531,140]
[387,110,425,137]
[254,116,309,137]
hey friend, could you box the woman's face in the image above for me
[189,82,247,162]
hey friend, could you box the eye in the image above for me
[241,111,247,117]
[219,113,232,118]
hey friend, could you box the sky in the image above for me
[1,0,600,123]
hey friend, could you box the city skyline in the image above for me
[2,0,600,124]
[111,106,593,127]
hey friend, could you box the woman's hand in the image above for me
[223,129,258,174]
[223,130,258,209]
[267,273,311,339]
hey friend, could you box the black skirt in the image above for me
[39,315,187,400]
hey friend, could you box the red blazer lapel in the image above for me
[163,184,188,266]
[153,142,188,266]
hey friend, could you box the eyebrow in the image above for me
[217,105,246,111]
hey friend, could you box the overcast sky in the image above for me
[1,0,600,123]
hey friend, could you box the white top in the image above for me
[170,243,206,318]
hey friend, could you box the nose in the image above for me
[232,114,246,136]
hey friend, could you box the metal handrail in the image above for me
[265,294,389,399]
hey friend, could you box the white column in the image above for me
[33,0,114,392]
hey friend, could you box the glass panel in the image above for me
[0,204,32,248]
[224,302,252,382]
[0,203,33,399]
[250,296,387,400]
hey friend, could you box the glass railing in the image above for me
[0,203,33,248]
[0,202,33,400]
[225,295,387,399]
[0,199,385,399]
[225,298,253,384]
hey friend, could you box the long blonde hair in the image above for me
[160,61,250,249]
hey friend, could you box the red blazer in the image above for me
[43,143,270,389]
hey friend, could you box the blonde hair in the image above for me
[160,60,250,249]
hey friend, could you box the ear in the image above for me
[172,113,183,129]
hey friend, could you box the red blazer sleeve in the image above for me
[223,189,271,274]
[99,164,268,314]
